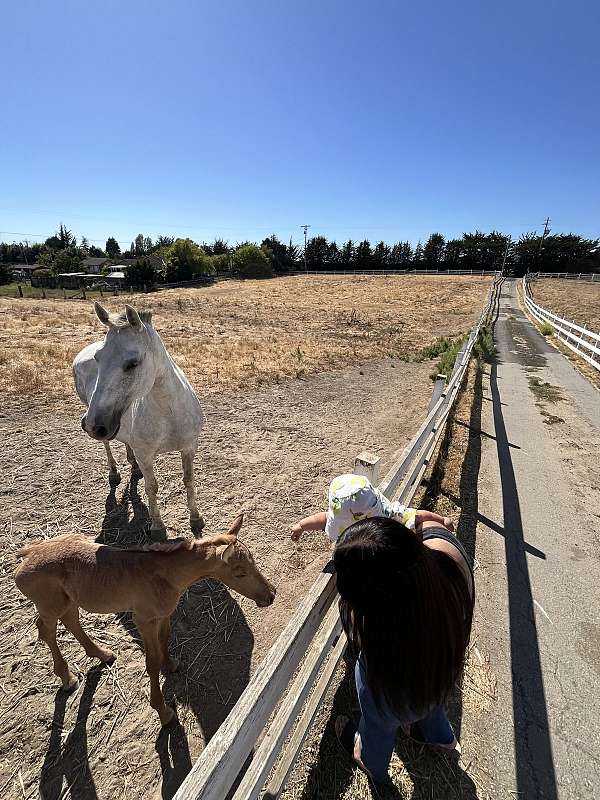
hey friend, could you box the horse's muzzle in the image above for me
[81,413,120,441]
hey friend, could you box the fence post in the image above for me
[82,287,87,300]
[99,287,103,298]
[18,285,23,298]
[42,288,46,299]
[354,451,381,484]
[63,288,67,300]
[428,374,447,412]
[451,342,467,378]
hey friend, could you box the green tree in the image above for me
[234,244,273,278]
[422,233,445,267]
[164,239,212,281]
[127,257,160,288]
[0,261,11,284]
[444,239,463,268]
[355,240,372,269]
[261,234,295,272]
[340,240,355,265]
[372,241,391,268]
[105,237,121,257]
[413,241,423,264]
[305,236,330,270]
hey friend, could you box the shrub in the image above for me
[234,245,273,279]
[539,322,554,336]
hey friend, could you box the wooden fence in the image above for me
[173,274,503,800]
[523,276,600,373]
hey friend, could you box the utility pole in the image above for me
[501,236,511,275]
[534,217,551,274]
[301,225,311,271]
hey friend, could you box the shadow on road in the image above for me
[490,359,558,800]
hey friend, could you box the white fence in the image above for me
[531,271,600,282]
[523,277,600,372]
[288,268,497,277]
[174,275,503,800]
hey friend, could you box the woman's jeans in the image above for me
[354,655,454,783]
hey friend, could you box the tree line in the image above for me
[1,224,598,286]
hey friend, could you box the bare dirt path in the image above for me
[0,357,433,800]
[463,279,600,799]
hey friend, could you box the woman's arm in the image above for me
[415,510,454,533]
[290,511,328,542]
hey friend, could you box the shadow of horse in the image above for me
[39,665,107,800]
[95,479,255,799]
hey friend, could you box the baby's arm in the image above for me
[290,511,328,542]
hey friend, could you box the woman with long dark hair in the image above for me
[333,515,474,787]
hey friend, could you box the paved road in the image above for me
[468,278,600,799]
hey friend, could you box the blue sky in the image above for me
[2,0,599,249]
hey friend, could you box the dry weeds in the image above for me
[0,275,490,403]
[533,278,600,333]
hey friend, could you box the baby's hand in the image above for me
[290,522,304,542]
[443,517,455,532]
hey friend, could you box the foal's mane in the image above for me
[132,538,194,553]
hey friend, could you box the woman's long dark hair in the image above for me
[334,516,473,716]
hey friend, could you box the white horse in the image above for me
[73,303,205,536]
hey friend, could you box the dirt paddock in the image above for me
[533,278,600,333]
[0,275,490,799]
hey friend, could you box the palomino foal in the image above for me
[14,515,275,725]
[73,303,204,536]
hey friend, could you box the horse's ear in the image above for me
[226,513,244,538]
[94,301,111,327]
[125,304,143,330]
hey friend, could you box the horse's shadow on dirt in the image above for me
[39,665,105,800]
[96,476,255,799]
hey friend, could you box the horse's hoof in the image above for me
[131,465,143,480]
[150,526,168,541]
[190,517,205,538]
[109,470,121,488]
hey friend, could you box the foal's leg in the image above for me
[125,444,143,480]
[136,618,174,726]
[182,450,204,536]
[137,456,166,535]
[37,615,78,691]
[104,441,121,487]
[61,607,116,664]
[158,617,179,673]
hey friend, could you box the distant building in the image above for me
[82,257,110,274]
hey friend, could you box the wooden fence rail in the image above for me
[174,274,503,800]
[523,276,600,372]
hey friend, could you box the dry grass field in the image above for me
[0,275,490,403]
[533,278,600,333]
[0,275,491,800]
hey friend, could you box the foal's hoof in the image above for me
[108,470,122,488]
[190,516,205,537]
[62,674,79,693]
[98,648,117,665]
[163,657,180,674]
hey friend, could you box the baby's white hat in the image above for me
[324,473,415,543]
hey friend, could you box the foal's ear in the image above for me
[94,301,111,327]
[125,304,143,330]
[226,513,244,538]
[216,540,237,563]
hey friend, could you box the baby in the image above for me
[291,473,453,543]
